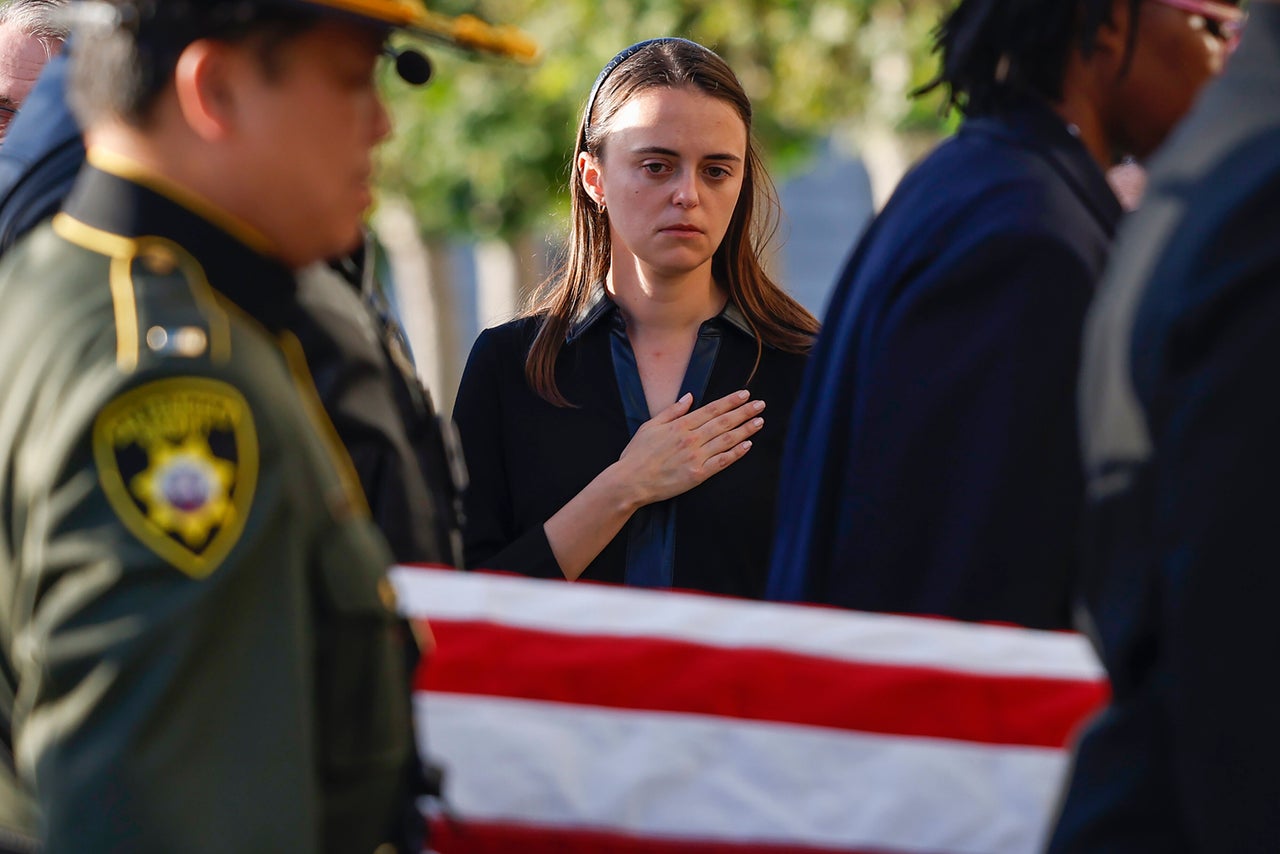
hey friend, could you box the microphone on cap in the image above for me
[388,47,432,86]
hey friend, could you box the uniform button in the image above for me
[171,326,208,356]
[145,325,208,357]
[141,245,178,275]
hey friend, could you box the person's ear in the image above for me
[172,39,238,141]
[1093,0,1135,62]
[578,150,606,208]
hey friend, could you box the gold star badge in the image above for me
[129,434,237,550]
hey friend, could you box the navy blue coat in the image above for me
[1050,8,1280,850]
[767,95,1121,630]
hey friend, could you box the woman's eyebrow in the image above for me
[631,145,743,162]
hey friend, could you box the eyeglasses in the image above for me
[1148,0,1247,53]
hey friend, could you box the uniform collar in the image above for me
[61,153,300,332]
[566,281,755,343]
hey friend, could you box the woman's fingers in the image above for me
[681,389,752,429]
[706,414,765,457]
[651,391,695,424]
[704,437,755,475]
[696,398,765,445]
[689,416,763,482]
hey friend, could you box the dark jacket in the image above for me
[295,252,463,566]
[453,294,809,598]
[767,96,1121,630]
[1050,10,1280,850]
[0,162,416,852]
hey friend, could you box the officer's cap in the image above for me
[71,0,538,62]
[284,0,536,60]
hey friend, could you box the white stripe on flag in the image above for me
[417,692,1070,854]
[392,567,1103,680]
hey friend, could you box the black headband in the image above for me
[578,36,707,152]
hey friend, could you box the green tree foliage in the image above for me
[377,0,951,240]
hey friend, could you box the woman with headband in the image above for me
[453,38,818,596]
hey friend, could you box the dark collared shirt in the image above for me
[454,289,808,598]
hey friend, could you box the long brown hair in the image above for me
[523,38,819,406]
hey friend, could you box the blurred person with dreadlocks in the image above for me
[766,0,1242,628]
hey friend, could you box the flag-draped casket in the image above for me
[391,567,1107,854]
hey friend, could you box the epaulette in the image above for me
[52,214,231,372]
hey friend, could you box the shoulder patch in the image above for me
[92,377,259,578]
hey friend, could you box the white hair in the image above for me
[0,0,68,48]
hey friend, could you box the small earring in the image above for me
[994,52,1011,83]
[598,199,607,214]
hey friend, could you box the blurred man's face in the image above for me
[0,21,59,144]
[226,21,391,269]
[1108,0,1238,160]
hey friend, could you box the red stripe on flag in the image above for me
[416,620,1107,748]
[428,817,919,854]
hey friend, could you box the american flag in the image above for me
[391,567,1107,854]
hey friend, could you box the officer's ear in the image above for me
[172,39,238,141]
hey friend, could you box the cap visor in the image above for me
[307,0,538,60]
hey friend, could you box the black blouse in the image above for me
[452,295,809,599]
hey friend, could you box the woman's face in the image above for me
[580,86,748,281]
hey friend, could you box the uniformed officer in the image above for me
[0,27,484,571]
[0,1,530,851]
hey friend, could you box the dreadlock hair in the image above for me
[523,37,820,407]
[916,0,1142,117]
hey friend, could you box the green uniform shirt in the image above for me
[0,161,415,853]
